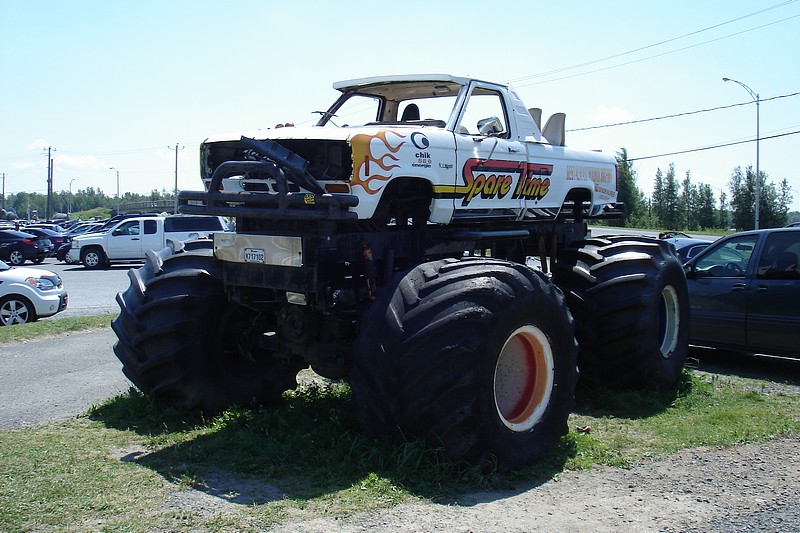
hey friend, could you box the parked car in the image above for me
[0,260,68,325]
[0,229,53,265]
[19,227,69,258]
[68,215,230,268]
[659,231,713,263]
[684,227,800,357]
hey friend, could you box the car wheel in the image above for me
[8,250,25,266]
[81,248,106,269]
[0,295,37,325]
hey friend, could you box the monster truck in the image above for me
[112,74,688,471]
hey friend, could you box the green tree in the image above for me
[680,171,695,230]
[651,169,664,227]
[729,166,792,230]
[660,163,681,230]
[613,148,647,227]
[696,183,716,229]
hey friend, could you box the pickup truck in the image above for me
[685,226,800,357]
[68,214,230,268]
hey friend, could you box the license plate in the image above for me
[243,248,266,263]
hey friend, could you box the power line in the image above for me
[508,1,797,84]
[568,91,800,132]
[628,130,800,162]
[513,12,800,88]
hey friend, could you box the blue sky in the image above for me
[1,1,799,210]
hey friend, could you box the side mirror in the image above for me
[477,117,503,136]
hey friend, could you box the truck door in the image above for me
[139,219,162,253]
[747,231,800,354]
[687,234,758,348]
[453,84,526,220]
[107,220,143,258]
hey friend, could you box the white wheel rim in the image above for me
[494,325,555,432]
[1,299,29,325]
[659,285,680,357]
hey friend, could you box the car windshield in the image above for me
[694,235,758,277]
[315,79,468,128]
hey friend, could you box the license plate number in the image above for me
[244,248,265,263]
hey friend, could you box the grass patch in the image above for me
[1,370,798,531]
[0,313,115,344]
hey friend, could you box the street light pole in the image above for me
[69,178,76,215]
[723,77,760,229]
[109,167,120,215]
[168,144,184,214]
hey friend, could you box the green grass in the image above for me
[0,313,115,344]
[1,370,798,531]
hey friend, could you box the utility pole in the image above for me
[168,143,185,214]
[44,146,55,221]
[1,173,5,210]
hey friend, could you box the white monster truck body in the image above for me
[197,74,617,225]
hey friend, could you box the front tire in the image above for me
[0,295,37,325]
[552,236,689,389]
[111,249,306,413]
[81,247,106,269]
[350,258,578,471]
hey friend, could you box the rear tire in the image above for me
[8,250,25,265]
[350,257,578,471]
[112,249,306,413]
[552,236,689,389]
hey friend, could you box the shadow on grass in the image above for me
[88,383,576,507]
[688,347,800,388]
[572,370,692,420]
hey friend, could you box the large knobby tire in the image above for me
[552,236,689,389]
[349,257,578,471]
[111,249,306,413]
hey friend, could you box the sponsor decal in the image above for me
[435,159,552,206]
[566,165,613,184]
[411,132,429,149]
[413,149,432,169]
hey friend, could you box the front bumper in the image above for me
[32,290,68,319]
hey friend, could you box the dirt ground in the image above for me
[267,436,800,532]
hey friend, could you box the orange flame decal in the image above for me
[350,130,406,195]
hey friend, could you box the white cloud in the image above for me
[26,139,50,151]
[590,106,634,124]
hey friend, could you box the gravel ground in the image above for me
[3,331,799,531]
[268,437,800,532]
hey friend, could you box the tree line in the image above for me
[2,152,796,229]
[614,148,796,231]
[1,188,176,221]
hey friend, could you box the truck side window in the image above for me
[695,235,758,278]
[757,232,800,280]
[144,220,157,235]
[458,90,508,137]
[114,221,139,236]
